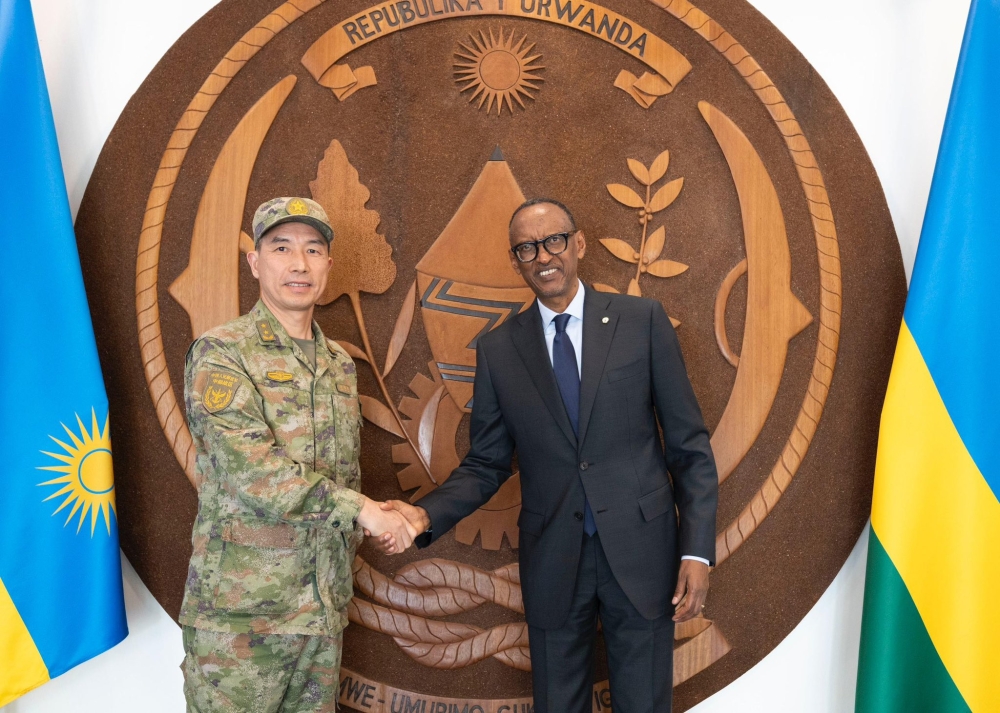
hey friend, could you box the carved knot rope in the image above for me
[349,556,730,683]
[350,556,531,670]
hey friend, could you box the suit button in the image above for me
[580,461,589,470]
[574,512,584,521]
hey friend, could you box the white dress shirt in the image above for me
[535,281,710,567]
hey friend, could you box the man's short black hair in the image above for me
[509,198,577,232]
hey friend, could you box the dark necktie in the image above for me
[552,313,597,536]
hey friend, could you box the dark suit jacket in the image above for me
[415,286,718,630]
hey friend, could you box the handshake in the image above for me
[356,496,431,555]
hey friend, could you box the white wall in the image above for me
[5,0,969,710]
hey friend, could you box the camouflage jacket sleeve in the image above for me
[185,337,365,526]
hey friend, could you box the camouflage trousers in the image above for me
[182,626,343,712]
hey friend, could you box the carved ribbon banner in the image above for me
[338,667,609,713]
[301,0,691,95]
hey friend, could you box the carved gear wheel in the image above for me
[393,364,521,549]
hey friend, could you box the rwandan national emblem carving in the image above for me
[74,0,906,710]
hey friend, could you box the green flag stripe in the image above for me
[856,529,970,712]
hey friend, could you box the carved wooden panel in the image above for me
[78,0,905,709]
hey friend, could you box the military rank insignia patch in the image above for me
[256,320,276,342]
[203,371,239,413]
[266,370,294,382]
[336,383,353,395]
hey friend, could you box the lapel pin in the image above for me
[602,317,609,324]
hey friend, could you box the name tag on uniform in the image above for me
[337,383,353,395]
[266,370,294,382]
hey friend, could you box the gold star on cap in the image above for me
[251,196,334,244]
[286,198,308,215]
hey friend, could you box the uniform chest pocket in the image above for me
[213,518,311,615]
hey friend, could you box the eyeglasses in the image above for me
[510,231,575,263]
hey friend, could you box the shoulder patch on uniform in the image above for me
[256,320,276,342]
[336,383,353,395]
[203,371,240,413]
[266,370,294,383]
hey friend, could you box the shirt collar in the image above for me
[537,280,586,328]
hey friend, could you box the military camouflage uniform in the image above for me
[180,298,364,712]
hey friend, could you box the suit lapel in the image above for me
[578,287,618,447]
[511,301,578,447]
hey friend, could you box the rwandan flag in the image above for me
[855,1,1000,711]
[0,0,128,705]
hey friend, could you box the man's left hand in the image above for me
[672,559,710,622]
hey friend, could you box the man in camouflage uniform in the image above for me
[179,197,415,712]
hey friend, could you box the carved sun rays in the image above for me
[454,28,545,115]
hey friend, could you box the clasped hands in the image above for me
[356,498,429,555]
[357,498,709,620]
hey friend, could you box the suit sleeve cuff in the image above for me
[681,555,711,566]
[414,528,433,549]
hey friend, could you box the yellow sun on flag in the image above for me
[37,409,117,536]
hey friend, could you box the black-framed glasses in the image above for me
[510,231,575,263]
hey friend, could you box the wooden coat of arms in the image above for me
[75,0,906,709]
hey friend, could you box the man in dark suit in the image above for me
[377,199,718,712]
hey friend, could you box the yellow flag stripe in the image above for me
[872,322,1000,713]
[0,576,50,707]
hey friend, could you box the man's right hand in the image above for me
[366,500,430,554]
[356,497,417,554]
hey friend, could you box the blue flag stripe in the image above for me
[0,0,127,681]
[903,0,1000,503]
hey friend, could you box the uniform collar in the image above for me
[536,279,586,328]
[250,300,334,374]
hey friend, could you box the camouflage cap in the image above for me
[252,197,334,245]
